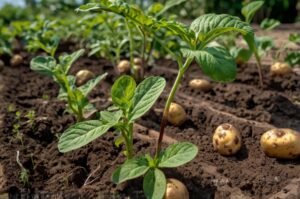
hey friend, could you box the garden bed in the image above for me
[0,47,300,199]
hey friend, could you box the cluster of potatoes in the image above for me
[168,101,300,159]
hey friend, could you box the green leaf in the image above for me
[156,0,186,17]
[184,47,236,82]
[76,1,154,27]
[59,49,85,74]
[285,51,300,67]
[230,47,253,63]
[58,120,115,153]
[260,18,280,30]
[100,110,123,123]
[158,142,198,168]
[289,33,300,43]
[57,75,76,100]
[190,14,254,48]
[242,1,264,23]
[79,73,107,96]
[111,75,136,110]
[112,157,150,184]
[129,76,166,121]
[30,56,56,76]
[143,169,166,199]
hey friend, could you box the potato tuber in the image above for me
[213,123,242,155]
[167,103,186,126]
[10,54,23,67]
[260,128,300,159]
[164,178,189,199]
[270,62,292,75]
[188,79,212,91]
[117,60,130,74]
[75,69,95,86]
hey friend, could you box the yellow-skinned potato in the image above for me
[133,57,142,65]
[188,79,212,91]
[164,178,189,199]
[270,62,292,76]
[75,69,95,86]
[167,103,186,126]
[10,54,23,67]
[213,123,242,156]
[260,128,300,159]
[117,60,130,73]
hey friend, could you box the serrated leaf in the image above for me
[111,75,136,110]
[129,76,165,121]
[158,142,198,168]
[58,120,114,153]
[143,169,166,199]
[112,157,150,184]
[242,1,264,23]
[79,73,107,96]
[190,14,254,48]
[30,56,56,76]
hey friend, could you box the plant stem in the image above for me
[154,57,193,159]
[121,124,134,159]
[254,52,263,87]
[125,19,138,80]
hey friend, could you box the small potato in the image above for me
[133,57,142,65]
[270,62,292,76]
[75,69,95,86]
[260,128,300,159]
[188,79,212,91]
[164,178,189,199]
[167,103,186,126]
[213,123,242,156]
[10,54,23,67]
[117,60,130,73]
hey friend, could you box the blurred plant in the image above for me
[16,151,29,186]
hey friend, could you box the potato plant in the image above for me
[30,49,107,121]
[75,0,257,198]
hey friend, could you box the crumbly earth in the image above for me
[0,43,299,199]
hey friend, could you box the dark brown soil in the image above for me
[0,47,300,199]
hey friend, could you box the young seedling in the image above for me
[16,151,29,186]
[30,49,107,121]
[58,75,166,159]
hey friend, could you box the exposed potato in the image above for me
[213,123,242,156]
[10,54,23,67]
[260,128,300,159]
[164,178,189,199]
[270,62,292,75]
[133,57,142,65]
[167,103,186,126]
[117,60,130,73]
[188,79,212,91]
[75,69,95,86]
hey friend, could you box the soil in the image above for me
[0,38,300,198]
